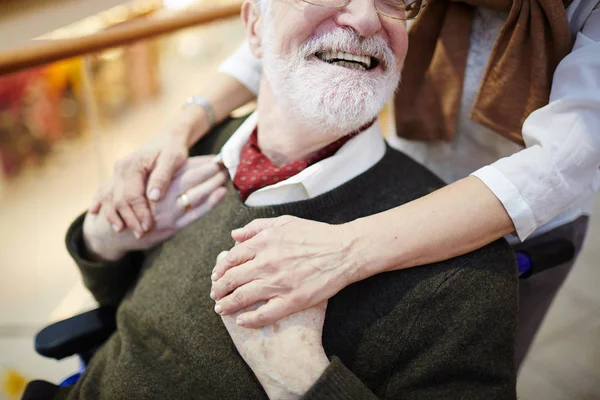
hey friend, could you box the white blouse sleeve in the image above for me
[218,41,263,95]
[471,4,600,240]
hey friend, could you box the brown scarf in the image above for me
[394,0,573,145]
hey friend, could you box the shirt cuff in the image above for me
[302,357,376,400]
[218,42,262,95]
[471,166,537,241]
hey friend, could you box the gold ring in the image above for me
[180,192,192,212]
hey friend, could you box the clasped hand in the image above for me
[84,156,227,261]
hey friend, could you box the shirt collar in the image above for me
[217,111,386,205]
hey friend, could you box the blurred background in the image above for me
[0,1,598,399]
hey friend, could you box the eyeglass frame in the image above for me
[300,0,426,21]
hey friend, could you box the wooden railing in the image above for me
[0,2,242,76]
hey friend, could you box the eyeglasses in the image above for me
[301,0,425,20]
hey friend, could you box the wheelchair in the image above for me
[27,237,576,393]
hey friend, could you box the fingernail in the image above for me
[134,231,142,239]
[148,188,161,201]
[231,229,241,235]
[215,304,222,314]
[210,290,216,300]
[113,224,122,233]
[142,223,149,232]
[211,273,219,282]
[236,317,244,326]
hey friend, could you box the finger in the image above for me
[210,260,260,301]
[216,251,229,263]
[147,152,186,201]
[213,280,271,316]
[127,195,153,233]
[231,218,281,243]
[116,204,144,238]
[170,155,219,181]
[179,162,224,194]
[89,199,102,214]
[175,186,228,230]
[185,155,219,168]
[89,182,112,214]
[212,242,257,282]
[103,203,124,232]
[236,297,288,328]
[116,167,155,233]
[183,170,228,212]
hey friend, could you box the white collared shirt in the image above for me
[215,112,386,206]
[219,1,600,241]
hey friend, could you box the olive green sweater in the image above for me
[60,118,517,399]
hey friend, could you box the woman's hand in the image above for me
[89,107,210,238]
[84,156,228,261]
[211,216,364,328]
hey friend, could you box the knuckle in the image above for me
[129,196,147,207]
[233,290,245,306]
[216,251,228,264]
[114,156,132,172]
[123,193,139,203]
[255,311,269,324]
[223,278,236,292]
[256,230,272,245]
[151,175,169,185]
[271,274,288,288]
[224,252,239,267]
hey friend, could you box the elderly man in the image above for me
[26,0,518,399]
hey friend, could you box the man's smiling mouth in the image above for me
[315,51,379,71]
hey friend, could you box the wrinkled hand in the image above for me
[219,252,329,399]
[84,156,228,261]
[211,216,363,328]
[89,108,210,237]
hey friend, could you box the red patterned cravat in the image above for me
[233,129,359,202]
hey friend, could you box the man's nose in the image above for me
[335,0,383,37]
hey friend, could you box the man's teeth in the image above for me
[317,51,372,70]
[336,61,366,71]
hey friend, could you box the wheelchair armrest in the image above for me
[516,238,575,278]
[35,307,117,360]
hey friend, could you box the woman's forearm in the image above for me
[171,72,256,148]
[348,176,516,280]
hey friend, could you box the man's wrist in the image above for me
[82,217,128,262]
[264,356,329,399]
[294,356,330,395]
[83,234,127,262]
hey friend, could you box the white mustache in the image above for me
[298,27,396,71]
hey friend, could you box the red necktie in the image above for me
[233,130,359,202]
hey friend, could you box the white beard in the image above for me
[261,24,401,136]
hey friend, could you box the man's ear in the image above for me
[241,0,263,59]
